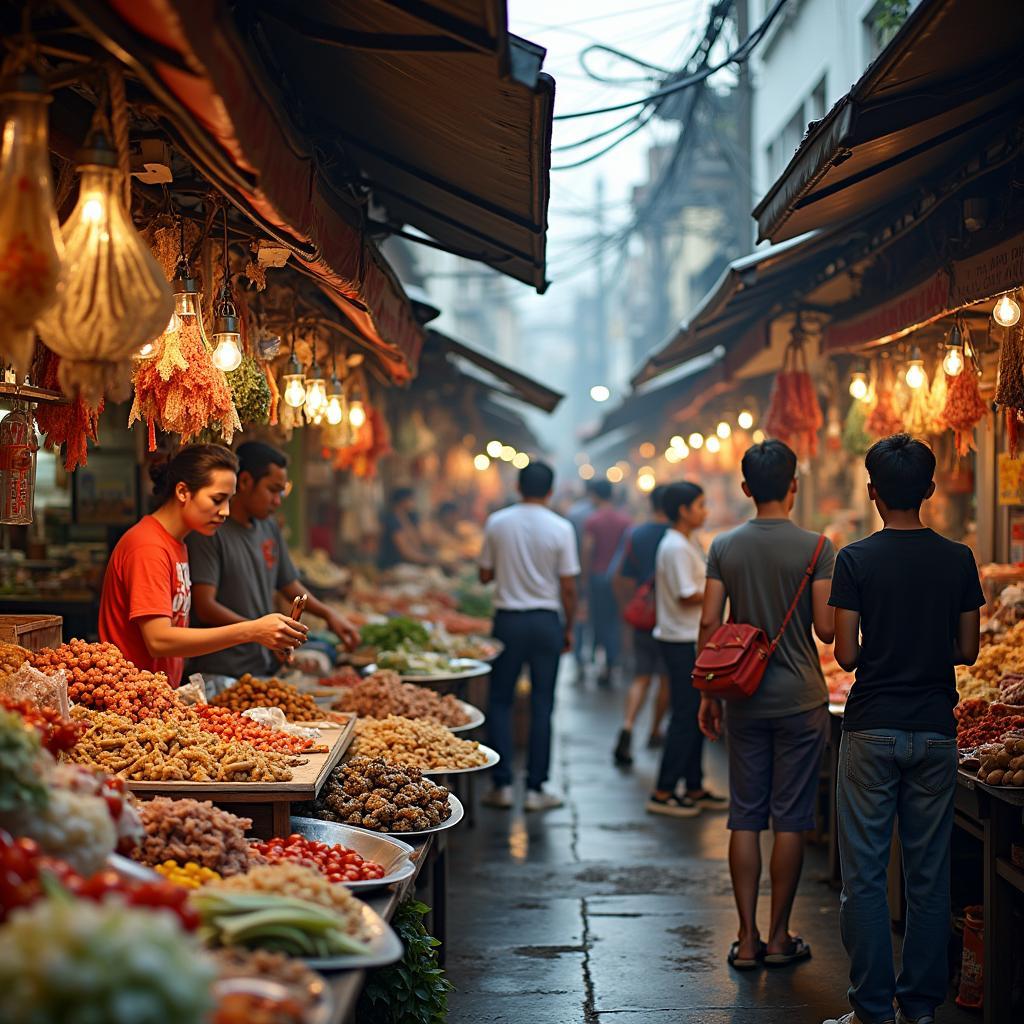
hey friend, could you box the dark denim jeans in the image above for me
[487,609,563,790]
[588,574,622,667]
[837,729,958,1024]
[654,640,702,793]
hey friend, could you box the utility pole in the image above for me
[593,175,608,390]
[735,0,754,251]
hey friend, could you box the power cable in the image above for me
[552,109,656,169]
[554,0,786,121]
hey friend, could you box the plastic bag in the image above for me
[241,706,322,740]
[175,675,208,705]
[0,661,69,717]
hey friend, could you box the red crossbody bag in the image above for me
[692,534,827,701]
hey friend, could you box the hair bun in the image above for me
[148,455,172,488]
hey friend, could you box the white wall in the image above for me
[749,0,918,203]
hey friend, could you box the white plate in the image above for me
[365,657,492,684]
[304,901,404,971]
[449,700,485,734]
[288,817,416,892]
[421,742,500,776]
[338,792,465,838]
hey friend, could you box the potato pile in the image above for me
[977,735,1024,787]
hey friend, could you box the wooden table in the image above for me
[325,829,450,1023]
[125,715,356,837]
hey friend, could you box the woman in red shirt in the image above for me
[99,444,307,686]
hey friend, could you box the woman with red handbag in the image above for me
[646,481,726,817]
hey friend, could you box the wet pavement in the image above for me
[445,663,974,1024]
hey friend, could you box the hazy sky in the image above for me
[508,0,713,318]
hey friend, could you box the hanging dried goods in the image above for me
[0,405,37,524]
[36,130,173,404]
[904,364,933,436]
[866,363,904,438]
[764,334,822,460]
[942,362,989,457]
[31,345,102,471]
[995,324,1024,456]
[842,398,872,456]
[0,72,64,376]
[226,354,271,425]
[925,367,949,435]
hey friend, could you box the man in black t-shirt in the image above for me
[825,435,984,1024]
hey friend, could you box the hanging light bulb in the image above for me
[303,357,327,419]
[210,209,243,373]
[904,348,926,390]
[486,440,503,458]
[942,325,965,378]
[705,435,722,454]
[282,352,306,408]
[737,409,755,430]
[0,71,65,375]
[849,371,869,400]
[716,420,732,439]
[325,374,347,426]
[993,292,1021,328]
[688,432,704,450]
[36,127,173,402]
[348,382,366,429]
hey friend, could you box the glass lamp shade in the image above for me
[283,373,306,408]
[212,332,242,372]
[994,293,1021,328]
[36,142,173,367]
[348,399,366,429]
[304,364,327,418]
[0,74,64,374]
[942,345,964,377]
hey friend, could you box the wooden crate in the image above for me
[0,614,62,652]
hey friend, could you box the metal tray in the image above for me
[109,853,162,882]
[304,900,404,971]
[288,817,416,892]
[449,700,485,734]
[340,792,465,839]
[365,657,492,684]
[421,742,500,776]
[212,977,335,1024]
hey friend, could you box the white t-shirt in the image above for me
[653,529,706,642]
[480,503,580,613]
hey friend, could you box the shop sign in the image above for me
[1010,509,1024,564]
[949,231,1024,309]
[998,453,1024,506]
[822,272,951,353]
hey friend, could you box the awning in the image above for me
[478,395,542,452]
[631,230,854,386]
[753,0,1024,243]
[428,329,563,413]
[230,1,554,292]
[65,0,424,382]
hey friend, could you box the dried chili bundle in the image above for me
[995,325,1024,457]
[31,345,103,472]
[942,367,989,457]
[128,318,240,451]
[764,344,822,459]
[866,364,904,437]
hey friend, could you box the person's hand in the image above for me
[698,696,723,741]
[327,612,361,652]
[250,613,308,652]
[562,627,573,653]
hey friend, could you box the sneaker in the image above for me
[481,785,513,809]
[613,728,633,766]
[896,1012,934,1024]
[690,789,728,810]
[646,793,701,818]
[822,1014,889,1024]
[524,788,563,811]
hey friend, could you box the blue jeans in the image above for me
[837,729,957,1024]
[588,574,621,667]
[487,609,563,790]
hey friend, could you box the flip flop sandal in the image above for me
[727,940,766,970]
[764,937,812,966]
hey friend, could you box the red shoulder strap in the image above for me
[768,534,827,653]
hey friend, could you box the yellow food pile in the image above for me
[957,620,1024,701]
[351,714,488,771]
[155,859,222,889]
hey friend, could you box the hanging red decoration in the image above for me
[942,362,989,458]
[31,345,103,472]
[764,320,822,460]
[865,362,904,438]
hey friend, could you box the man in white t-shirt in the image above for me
[479,462,579,811]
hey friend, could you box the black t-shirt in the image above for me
[828,528,985,736]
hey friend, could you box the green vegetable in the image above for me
[0,895,214,1024]
[361,617,431,652]
[0,710,50,815]
[358,899,452,1024]
[191,890,372,958]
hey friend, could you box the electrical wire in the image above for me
[554,0,787,121]
[578,43,670,84]
[552,110,657,170]
[552,108,650,153]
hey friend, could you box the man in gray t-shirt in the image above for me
[697,440,835,971]
[187,442,358,679]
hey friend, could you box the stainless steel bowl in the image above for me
[288,817,416,891]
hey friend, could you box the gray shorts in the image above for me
[633,630,666,677]
[725,704,828,832]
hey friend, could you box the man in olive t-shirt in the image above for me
[698,440,836,971]
[186,442,358,679]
